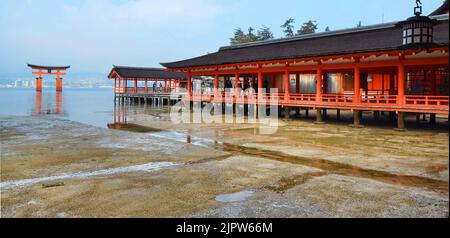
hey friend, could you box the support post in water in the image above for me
[315,109,324,124]
[395,111,406,131]
[351,110,363,128]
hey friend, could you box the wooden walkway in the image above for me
[114,92,186,106]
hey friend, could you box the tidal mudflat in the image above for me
[1,113,448,218]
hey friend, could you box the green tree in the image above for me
[297,20,318,35]
[256,25,274,41]
[281,18,295,37]
[230,27,246,45]
[325,26,331,32]
[247,27,257,42]
[230,26,274,45]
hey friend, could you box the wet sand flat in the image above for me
[1,115,448,217]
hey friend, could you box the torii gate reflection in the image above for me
[33,91,64,115]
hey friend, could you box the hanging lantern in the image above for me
[397,0,437,49]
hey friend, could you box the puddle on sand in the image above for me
[216,190,254,203]
[1,162,176,190]
[222,143,449,196]
[114,124,223,149]
[114,123,448,196]
[112,123,163,133]
[149,131,222,148]
[107,116,448,196]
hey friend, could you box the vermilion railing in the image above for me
[362,94,398,105]
[116,87,178,94]
[115,87,125,94]
[404,95,449,107]
[118,87,449,111]
[287,94,316,104]
[322,94,354,104]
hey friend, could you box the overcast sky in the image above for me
[0,0,444,74]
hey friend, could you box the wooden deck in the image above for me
[114,90,185,106]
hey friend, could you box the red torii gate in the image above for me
[27,64,70,91]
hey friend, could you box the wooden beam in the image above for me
[32,72,66,75]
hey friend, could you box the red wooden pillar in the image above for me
[284,70,290,101]
[234,71,239,96]
[224,76,227,91]
[316,68,322,102]
[164,79,167,93]
[114,78,117,93]
[296,73,300,93]
[258,70,263,100]
[398,63,405,105]
[134,79,138,93]
[214,73,219,98]
[56,71,63,92]
[354,66,361,104]
[145,79,148,93]
[187,71,192,98]
[36,71,42,92]
[431,71,437,95]
[124,79,127,93]
[56,78,62,91]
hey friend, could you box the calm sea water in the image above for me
[0,88,223,147]
[0,88,116,128]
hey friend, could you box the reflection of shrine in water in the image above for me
[107,102,128,129]
[32,91,66,115]
[107,100,170,129]
[107,101,222,148]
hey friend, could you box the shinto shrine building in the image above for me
[108,66,187,103]
[108,66,187,94]
[158,2,449,129]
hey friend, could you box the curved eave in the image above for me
[107,69,120,79]
[429,0,449,16]
[108,66,187,80]
[161,44,449,71]
[160,46,401,69]
[27,64,70,70]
